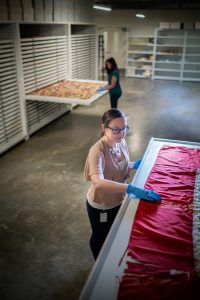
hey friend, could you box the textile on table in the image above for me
[118,145,200,300]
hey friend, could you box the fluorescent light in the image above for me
[93,5,112,11]
[136,13,145,19]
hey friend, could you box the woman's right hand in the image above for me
[127,184,161,202]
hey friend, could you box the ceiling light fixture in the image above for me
[93,5,112,11]
[136,13,145,19]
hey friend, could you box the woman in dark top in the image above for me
[99,57,122,109]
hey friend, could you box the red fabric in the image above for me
[118,265,200,300]
[118,145,200,300]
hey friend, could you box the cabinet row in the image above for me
[0,22,98,155]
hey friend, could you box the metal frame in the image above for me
[79,137,200,300]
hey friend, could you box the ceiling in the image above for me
[92,0,200,10]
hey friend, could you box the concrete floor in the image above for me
[0,77,200,300]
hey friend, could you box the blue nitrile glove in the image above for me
[97,86,105,92]
[132,159,142,169]
[127,184,161,202]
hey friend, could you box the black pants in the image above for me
[110,93,122,109]
[86,201,121,259]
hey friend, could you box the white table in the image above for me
[79,137,200,300]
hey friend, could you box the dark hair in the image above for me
[105,57,118,74]
[101,109,125,137]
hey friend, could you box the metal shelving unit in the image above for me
[152,29,185,80]
[126,35,154,78]
[152,28,200,81]
[183,30,200,81]
[126,29,200,82]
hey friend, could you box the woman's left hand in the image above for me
[133,159,142,169]
[130,156,144,169]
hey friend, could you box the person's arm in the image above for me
[87,148,160,201]
[91,173,128,194]
[97,75,117,92]
[90,173,161,202]
[105,75,117,90]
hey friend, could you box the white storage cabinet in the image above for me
[20,24,71,135]
[0,23,26,154]
[70,25,97,80]
[152,29,185,80]
[152,28,200,81]
[126,35,154,78]
[183,29,200,81]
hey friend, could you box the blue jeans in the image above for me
[86,201,121,259]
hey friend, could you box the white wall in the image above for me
[95,9,200,68]
[94,9,200,35]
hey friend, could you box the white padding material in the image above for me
[193,169,200,278]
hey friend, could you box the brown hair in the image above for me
[101,109,126,137]
[105,57,118,74]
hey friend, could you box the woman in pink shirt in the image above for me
[84,109,160,259]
